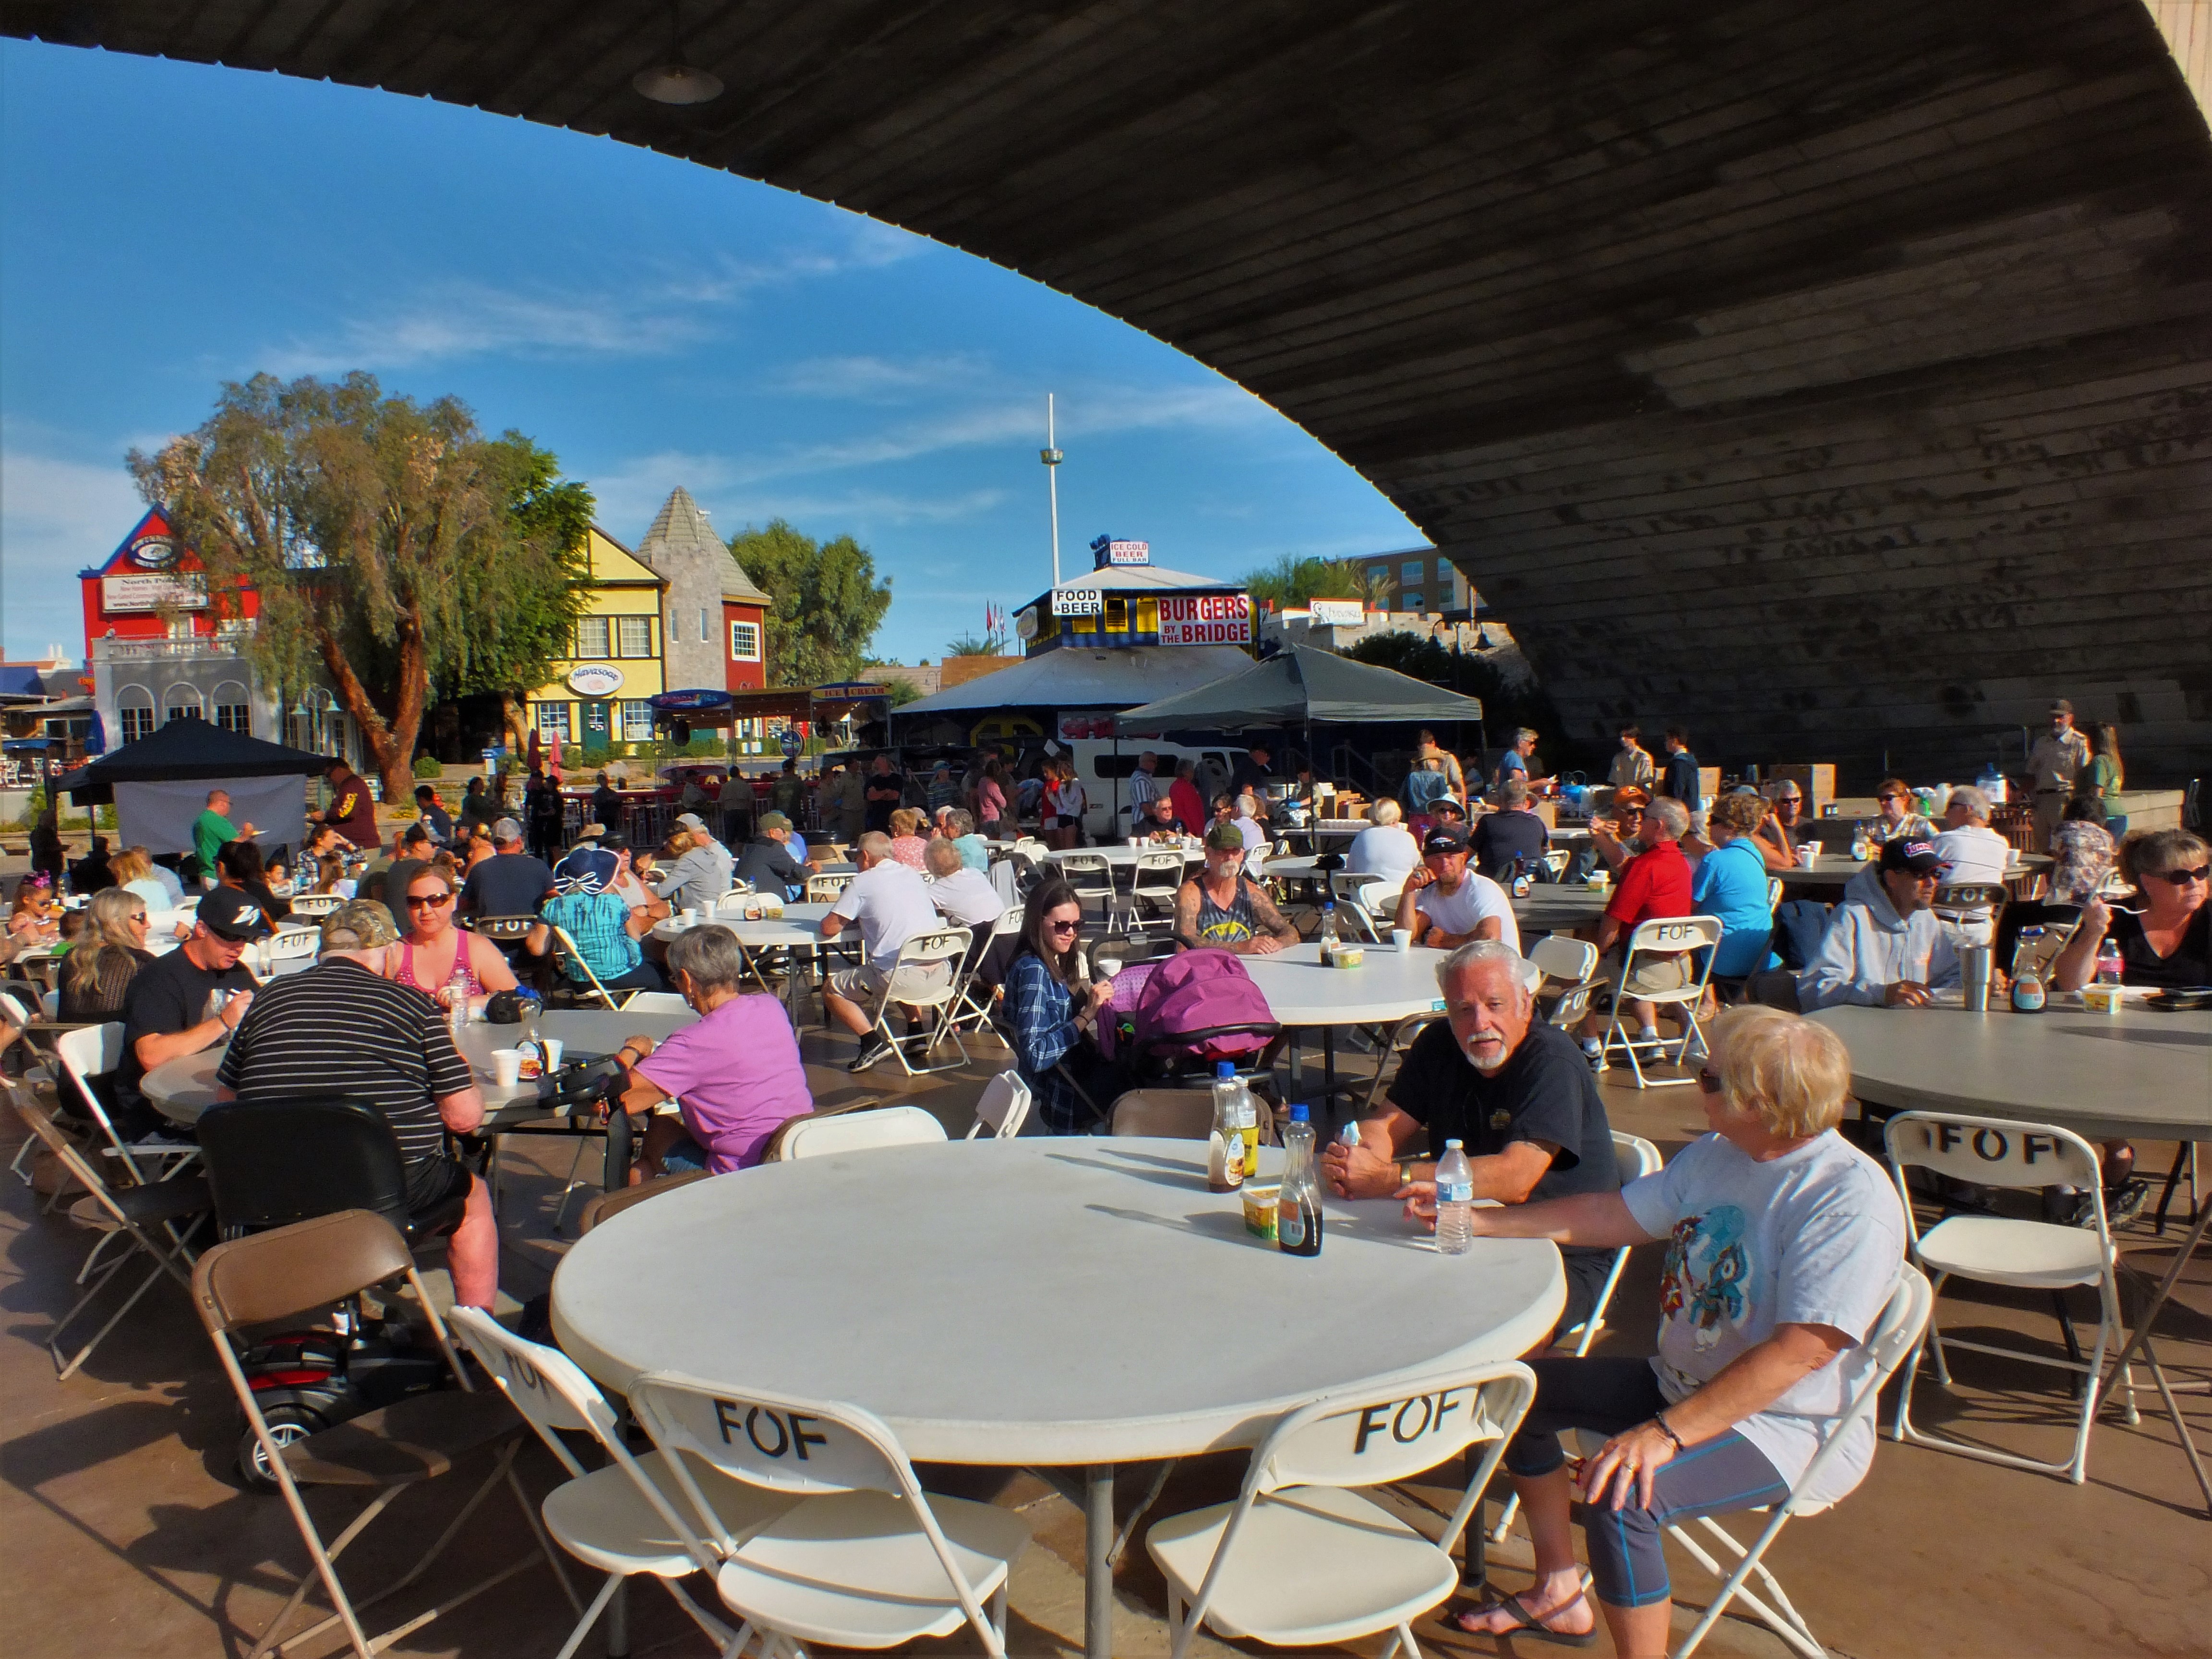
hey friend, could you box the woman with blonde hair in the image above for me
[1428,1006,1906,1652]
[59,887,157,1021]
[886,807,929,870]
[108,846,173,913]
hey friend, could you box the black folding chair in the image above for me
[197,1097,470,1245]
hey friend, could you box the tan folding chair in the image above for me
[192,1209,578,1659]
[576,1170,714,1235]
[550,924,636,1010]
[9,1081,212,1379]
[1107,1088,1214,1139]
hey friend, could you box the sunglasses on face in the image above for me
[1876,794,1903,804]
[2150,866,2210,885]
[129,911,148,924]
[1045,918,1081,934]
[406,892,453,909]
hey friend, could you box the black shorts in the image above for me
[1554,1249,1614,1346]
[402,1154,476,1219]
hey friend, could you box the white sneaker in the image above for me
[1634,1027,1662,1048]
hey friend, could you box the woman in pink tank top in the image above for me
[384,868,518,1013]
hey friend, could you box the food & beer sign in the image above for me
[1158,591,1251,646]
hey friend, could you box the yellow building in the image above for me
[525,526,668,749]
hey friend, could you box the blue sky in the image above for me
[0,40,1422,672]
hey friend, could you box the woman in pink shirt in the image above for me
[887,808,930,870]
[613,925,814,1178]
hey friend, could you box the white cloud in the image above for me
[589,448,1010,540]
[762,352,995,400]
[0,445,147,659]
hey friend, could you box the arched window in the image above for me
[163,684,204,725]
[116,684,157,745]
[211,680,252,735]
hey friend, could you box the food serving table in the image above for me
[1511,885,1613,935]
[652,913,824,1022]
[1810,997,2212,1513]
[1779,854,2046,894]
[552,1135,1564,1659]
[1240,941,1450,1114]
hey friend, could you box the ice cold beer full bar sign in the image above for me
[1158,592,1251,646]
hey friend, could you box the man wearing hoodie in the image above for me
[1796,838,1960,1009]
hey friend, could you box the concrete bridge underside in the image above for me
[9,0,2210,777]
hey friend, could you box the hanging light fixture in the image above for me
[633,0,723,105]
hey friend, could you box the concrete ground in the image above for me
[2,1000,2206,1659]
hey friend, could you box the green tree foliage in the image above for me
[1241,554,1368,611]
[131,372,589,800]
[884,679,921,708]
[943,634,993,657]
[726,519,893,690]
[1346,631,1568,767]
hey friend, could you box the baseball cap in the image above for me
[1881,838,1944,875]
[198,886,275,942]
[491,816,524,842]
[318,899,398,952]
[758,810,793,833]
[1422,824,1472,856]
[2048,698,2074,715]
[674,812,709,832]
[1202,820,1246,853]
[1612,785,1651,809]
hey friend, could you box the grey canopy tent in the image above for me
[1112,645,1483,735]
[55,719,336,862]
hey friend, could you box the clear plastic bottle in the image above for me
[1852,819,1871,861]
[445,954,471,1046]
[2095,938,2124,988]
[2009,928,2047,1013]
[518,997,544,1079]
[1208,1060,1245,1192]
[1435,1139,1474,1256]
[1236,1075,1260,1180]
[1319,899,1339,962]
[1275,1105,1323,1257]
[1511,854,1532,899]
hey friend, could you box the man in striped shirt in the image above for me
[213,900,498,1310]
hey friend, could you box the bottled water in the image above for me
[1275,1105,1323,1257]
[1208,1061,1245,1192]
[445,955,471,1046]
[1319,899,1340,961]
[2095,939,2124,988]
[1435,1139,1475,1256]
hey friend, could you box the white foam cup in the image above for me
[490,1049,522,1087]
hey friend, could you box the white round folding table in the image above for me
[1239,941,1450,1114]
[552,1135,1564,1659]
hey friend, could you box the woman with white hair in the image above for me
[1431,1006,1905,1652]
[1346,797,1420,887]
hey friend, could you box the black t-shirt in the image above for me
[382,857,432,934]
[460,852,554,918]
[2108,902,2211,989]
[456,791,495,835]
[113,945,257,1120]
[1388,1020,1619,1269]
[591,786,625,825]
[217,959,473,1165]
[1473,809,1550,881]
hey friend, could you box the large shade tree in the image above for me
[132,373,589,800]
[727,519,893,690]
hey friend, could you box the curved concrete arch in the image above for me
[9,0,2209,776]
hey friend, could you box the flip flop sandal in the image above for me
[1447,1589,1599,1647]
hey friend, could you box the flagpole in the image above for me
[1041,393,1063,589]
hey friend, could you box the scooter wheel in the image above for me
[239,1405,325,1491]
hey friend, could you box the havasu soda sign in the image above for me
[567,664,625,697]
[1158,592,1252,645]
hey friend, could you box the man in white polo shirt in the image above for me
[821,831,945,1070]
[1395,823,1520,952]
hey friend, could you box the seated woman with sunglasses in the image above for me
[381,867,517,1014]
[1418,1007,1904,1652]
[1003,878,1125,1134]
[2053,828,2211,992]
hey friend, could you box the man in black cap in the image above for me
[1395,822,1519,951]
[736,811,810,901]
[1797,837,1960,1010]
[108,886,270,1139]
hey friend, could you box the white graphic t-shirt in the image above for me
[1622,1129,1905,1504]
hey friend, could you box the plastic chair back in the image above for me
[577,1169,713,1234]
[197,1096,461,1240]
[191,1207,420,1335]
[1108,1088,1214,1139]
[632,1373,905,1499]
[1619,914,1723,1004]
[966,1070,1032,1139]
[777,1104,946,1160]
[1528,934,1598,986]
[882,929,968,1007]
[1884,1110,2100,1194]
[448,1304,608,1456]
[1253,1364,1536,1494]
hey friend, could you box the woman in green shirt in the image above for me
[2077,722,2126,836]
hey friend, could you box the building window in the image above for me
[575,615,611,658]
[164,685,204,725]
[620,700,655,741]
[117,686,156,745]
[1403,592,1423,612]
[698,608,709,644]
[1401,559,1425,584]
[730,621,761,661]
[1369,565,1389,589]
[535,702,571,739]
[212,680,252,735]
[616,616,654,658]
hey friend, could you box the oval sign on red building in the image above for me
[567,664,625,697]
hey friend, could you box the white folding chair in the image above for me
[1593,914,1723,1087]
[1147,1362,1536,1659]
[1885,1113,2138,1484]
[777,1103,947,1159]
[963,1070,1032,1140]
[255,925,321,975]
[1528,934,1597,988]
[1765,876,1784,912]
[1125,851,1187,938]
[619,991,693,1015]
[867,929,972,1076]
[57,1022,200,1186]
[550,924,636,1010]
[805,871,854,903]
[448,1307,790,1659]
[1650,1266,1933,1659]
[1058,853,1118,931]
[629,1373,1031,1658]
[1489,1130,1663,1543]
[287,892,344,917]
[945,908,1021,1039]
[710,885,756,915]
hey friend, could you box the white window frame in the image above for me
[730,620,761,662]
[575,615,612,658]
[535,701,572,739]
[620,699,655,741]
[117,685,157,745]
[163,684,204,724]
[616,615,654,658]
[211,679,252,735]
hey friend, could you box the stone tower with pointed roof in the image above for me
[634,486,775,698]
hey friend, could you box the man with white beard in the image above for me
[1321,940,1620,1343]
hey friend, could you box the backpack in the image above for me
[1127,948,1279,1074]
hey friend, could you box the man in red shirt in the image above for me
[316,758,381,849]
[1581,795,1695,1061]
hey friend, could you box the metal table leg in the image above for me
[1086,1463,1115,1659]
[603,1577,628,1657]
